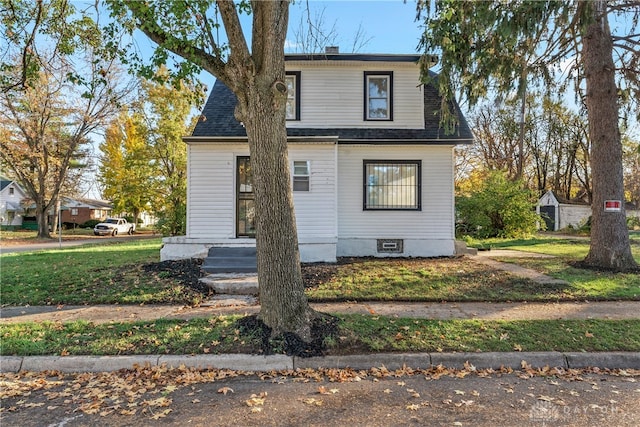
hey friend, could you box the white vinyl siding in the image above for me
[289,144,337,243]
[187,144,246,239]
[337,145,455,240]
[285,62,423,129]
[186,142,337,243]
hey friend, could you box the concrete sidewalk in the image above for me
[2,300,640,324]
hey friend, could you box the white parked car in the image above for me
[93,218,135,236]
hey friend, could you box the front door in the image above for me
[236,156,256,237]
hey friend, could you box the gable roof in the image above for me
[191,55,473,144]
[62,197,113,210]
[1,176,25,193]
[1,176,14,191]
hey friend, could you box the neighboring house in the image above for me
[23,197,113,227]
[0,176,27,229]
[537,190,640,231]
[58,197,113,225]
[161,52,474,263]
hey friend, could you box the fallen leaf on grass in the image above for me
[454,390,465,395]
[406,404,419,411]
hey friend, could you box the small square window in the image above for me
[286,71,301,121]
[364,72,393,121]
[293,160,310,192]
[71,208,78,216]
[8,187,14,195]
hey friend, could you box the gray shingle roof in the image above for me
[192,61,473,143]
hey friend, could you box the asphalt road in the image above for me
[0,234,157,254]
[1,369,638,426]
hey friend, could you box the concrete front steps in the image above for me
[203,247,257,274]
[199,272,259,308]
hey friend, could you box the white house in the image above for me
[0,176,27,229]
[160,53,474,264]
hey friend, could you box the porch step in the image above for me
[203,247,257,273]
[199,273,259,295]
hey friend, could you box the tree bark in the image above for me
[232,1,316,339]
[36,198,51,239]
[582,0,637,270]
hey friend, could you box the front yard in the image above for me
[1,235,639,306]
[1,234,639,356]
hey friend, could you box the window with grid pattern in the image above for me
[363,160,421,210]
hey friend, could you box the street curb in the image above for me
[2,352,639,374]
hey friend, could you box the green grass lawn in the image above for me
[0,238,207,306]
[471,234,640,301]
[1,316,638,356]
[2,234,639,305]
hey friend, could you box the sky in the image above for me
[286,0,424,53]
[193,0,426,94]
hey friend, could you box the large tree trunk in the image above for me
[582,0,637,270]
[234,1,315,339]
[36,200,51,239]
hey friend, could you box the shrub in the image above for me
[80,219,101,229]
[456,170,541,239]
[628,215,640,230]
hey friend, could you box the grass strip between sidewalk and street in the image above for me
[1,316,639,356]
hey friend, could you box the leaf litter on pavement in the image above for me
[1,363,638,420]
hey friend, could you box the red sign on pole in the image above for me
[604,200,622,212]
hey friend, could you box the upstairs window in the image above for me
[364,160,421,210]
[8,187,14,195]
[285,71,301,121]
[364,71,393,121]
[292,160,310,191]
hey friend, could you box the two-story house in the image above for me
[0,176,27,229]
[160,53,474,263]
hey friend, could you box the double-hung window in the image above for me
[285,71,301,121]
[292,160,310,192]
[364,71,393,121]
[364,160,421,210]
